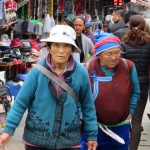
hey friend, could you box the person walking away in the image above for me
[73,16,94,63]
[81,31,140,150]
[0,25,98,150]
[121,15,150,150]
[113,9,140,40]
[108,7,125,33]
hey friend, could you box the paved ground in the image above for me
[138,97,150,150]
[4,97,150,150]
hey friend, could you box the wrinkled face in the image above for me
[97,47,121,71]
[73,18,85,36]
[50,42,72,65]
[112,12,119,23]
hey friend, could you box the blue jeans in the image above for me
[81,122,130,150]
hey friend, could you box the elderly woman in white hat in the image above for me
[0,25,97,150]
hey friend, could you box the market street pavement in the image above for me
[4,97,150,150]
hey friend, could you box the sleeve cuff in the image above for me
[3,126,15,136]
[86,135,97,141]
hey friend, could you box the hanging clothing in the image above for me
[0,0,4,20]
[43,14,52,33]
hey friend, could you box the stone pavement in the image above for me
[138,97,150,150]
[3,97,150,150]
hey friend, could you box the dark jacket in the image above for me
[108,19,125,33]
[121,41,150,92]
[113,26,129,40]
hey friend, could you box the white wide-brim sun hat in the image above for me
[41,25,81,53]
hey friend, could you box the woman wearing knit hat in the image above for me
[81,30,140,150]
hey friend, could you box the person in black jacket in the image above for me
[113,9,140,40]
[121,15,150,150]
[108,7,125,33]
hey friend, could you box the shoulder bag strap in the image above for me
[122,58,130,75]
[34,64,78,105]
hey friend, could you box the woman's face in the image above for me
[50,42,72,65]
[97,47,121,71]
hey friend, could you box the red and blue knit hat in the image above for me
[93,30,121,55]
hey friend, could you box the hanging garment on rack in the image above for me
[50,16,55,28]
[13,19,24,33]
[58,0,64,13]
[38,0,42,20]
[27,19,43,35]
[22,20,29,33]
[35,22,43,35]
[74,0,85,15]
[43,14,52,33]
[64,0,73,17]
[0,0,4,20]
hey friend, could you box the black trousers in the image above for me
[25,145,80,150]
[129,91,148,150]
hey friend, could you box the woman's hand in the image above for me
[87,140,98,150]
[0,132,12,149]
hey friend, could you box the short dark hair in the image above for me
[62,18,74,29]
[47,42,51,48]
[73,16,85,25]
[113,8,125,18]
[124,9,141,24]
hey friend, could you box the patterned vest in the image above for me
[88,58,133,125]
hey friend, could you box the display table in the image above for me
[0,62,20,80]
